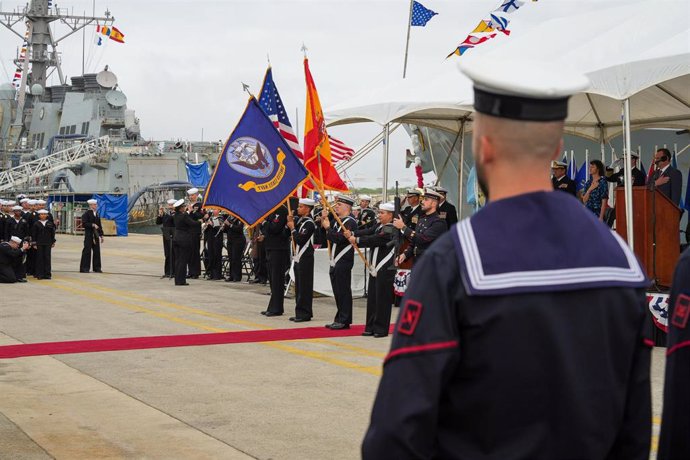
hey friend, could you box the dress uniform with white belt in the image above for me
[363,58,652,460]
[289,198,316,322]
[350,202,397,338]
[323,195,358,330]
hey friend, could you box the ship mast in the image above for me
[0,0,114,141]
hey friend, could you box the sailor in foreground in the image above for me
[172,199,200,286]
[287,198,316,322]
[79,199,104,273]
[156,198,177,278]
[321,195,358,330]
[0,236,30,283]
[31,209,56,280]
[393,188,447,267]
[659,246,690,459]
[346,202,396,337]
[362,59,652,459]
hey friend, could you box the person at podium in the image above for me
[649,148,683,207]
[609,152,647,187]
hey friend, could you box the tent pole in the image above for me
[458,120,466,220]
[382,123,390,202]
[623,99,634,250]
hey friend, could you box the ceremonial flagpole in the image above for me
[402,0,414,78]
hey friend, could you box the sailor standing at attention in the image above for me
[286,198,316,322]
[79,199,104,273]
[260,203,290,317]
[156,198,177,278]
[321,195,358,330]
[186,188,204,279]
[393,188,447,267]
[31,209,56,280]
[172,198,199,286]
[362,59,652,459]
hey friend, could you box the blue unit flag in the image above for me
[203,97,309,226]
[411,1,438,27]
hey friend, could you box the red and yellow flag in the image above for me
[303,58,348,192]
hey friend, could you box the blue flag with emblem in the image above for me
[574,161,588,192]
[203,97,309,226]
[411,1,438,26]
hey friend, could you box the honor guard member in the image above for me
[393,188,447,267]
[434,186,458,230]
[608,153,647,187]
[347,202,397,337]
[24,199,38,276]
[31,209,56,280]
[260,204,290,317]
[203,209,225,280]
[659,248,690,459]
[186,189,204,279]
[0,200,11,241]
[156,199,177,278]
[287,198,316,322]
[362,59,652,460]
[172,199,200,286]
[357,195,377,229]
[551,160,577,195]
[224,215,246,282]
[322,195,358,330]
[79,199,104,273]
[0,236,30,283]
[7,205,30,281]
[399,189,422,230]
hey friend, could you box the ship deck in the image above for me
[0,234,665,459]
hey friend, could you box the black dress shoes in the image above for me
[264,311,283,317]
[328,322,350,330]
[373,333,388,338]
[289,317,311,323]
[361,331,374,337]
[94,269,103,273]
[175,282,190,286]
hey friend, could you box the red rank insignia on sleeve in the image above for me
[672,294,690,329]
[398,300,423,336]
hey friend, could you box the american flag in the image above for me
[328,135,355,163]
[258,67,303,159]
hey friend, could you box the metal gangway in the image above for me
[0,136,110,192]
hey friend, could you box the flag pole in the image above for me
[402,0,414,78]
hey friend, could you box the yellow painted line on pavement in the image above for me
[50,275,384,376]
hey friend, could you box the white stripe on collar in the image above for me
[456,219,646,292]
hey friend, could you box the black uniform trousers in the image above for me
[365,269,395,336]
[174,241,193,285]
[34,244,52,279]
[26,247,35,276]
[266,249,289,314]
[13,253,26,280]
[188,237,202,277]
[80,231,101,272]
[162,233,175,276]
[228,237,245,281]
[207,234,224,280]
[0,266,16,283]
[294,255,314,319]
[253,242,267,282]
[330,261,353,325]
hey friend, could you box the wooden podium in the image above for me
[615,186,681,287]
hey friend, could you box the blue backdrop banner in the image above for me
[185,161,211,188]
[93,194,128,236]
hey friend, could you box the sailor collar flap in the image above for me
[452,192,649,296]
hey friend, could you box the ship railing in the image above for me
[0,136,110,192]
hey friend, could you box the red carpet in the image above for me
[0,325,369,359]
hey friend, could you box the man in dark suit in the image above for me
[551,161,576,195]
[650,148,683,206]
[80,198,104,273]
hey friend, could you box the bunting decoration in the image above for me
[12,26,31,89]
[447,0,534,58]
[96,24,125,44]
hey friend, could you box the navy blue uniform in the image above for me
[31,219,56,279]
[552,174,577,195]
[80,209,103,272]
[357,207,377,229]
[326,214,358,325]
[173,211,201,285]
[659,247,690,459]
[363,191,652,460]
[292,216,315,320]
[402,211,447,263]
[262,206,290,315]
[0,242,25,283]
[156,211,176,277]
[437,200,458,230]
[225,216,246,282]
[355,223,396,336]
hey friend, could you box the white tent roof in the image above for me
[326,0,690,141]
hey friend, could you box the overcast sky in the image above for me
[0,0,493,187]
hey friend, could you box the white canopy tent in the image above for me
[325,0,690,248]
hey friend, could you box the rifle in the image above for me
[389,181,402,270]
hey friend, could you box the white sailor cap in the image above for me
[422,188,443,201]
[36,199,46,205]
[0,200,5,205]
[16,194,26,200]
[28,199,37,205]
[406,188,422,196]
[359,194,372,202]
[10,236,22,244]
[6,200,16,206]
[334,194,355,206]
[187,187,199,196]
[87,199,98,205]
[298,198,316,207]
[352,205,361,211]
[378,202,395,212]
[167,198,177,205]
[173,198,185,208]
[12,205,23,211]
[459,58,589,122]
[20,198,29,204]
[551,160,567,169]
[37,209,48,214]
[434,186,448,194]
